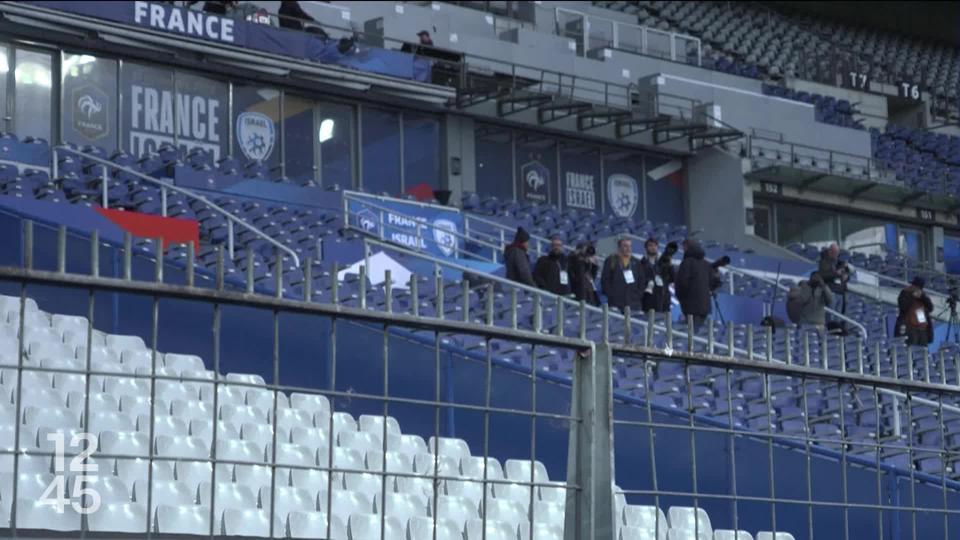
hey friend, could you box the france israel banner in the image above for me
[346,192,463,259]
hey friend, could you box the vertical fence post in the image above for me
[564,342,616,540]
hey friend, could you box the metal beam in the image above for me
[848,182,878,202]
[898,191,926,209]
[498,94,554,117]
[538,102,593,125]
[797,173,828,192]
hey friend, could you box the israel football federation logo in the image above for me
[356,208,378,233]
[607,174,639,218]
[432,218,458,257]
[236,112,276,162]
[72,85,109,141]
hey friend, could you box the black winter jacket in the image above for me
[894,286,934,344]
[533,253,572,296]
[568,256,600,306]
[504,244,534,286]
[675,240,721,318]
[600,254,647,312]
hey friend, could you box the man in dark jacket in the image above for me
[504,227,534,287]
[675,239,722,327]
[568,242,599,306]
[818,243,849,317]
[601,238,646,313]
[894,276,934,346]
[533,235,571,296]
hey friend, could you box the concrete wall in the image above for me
[686,147,750,247]
[443,114,476,205]
[790,78,889,129]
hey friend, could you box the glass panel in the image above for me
[898,228,925,261]
[516,136,557,206]
[233,85,281,171]
[944,235,960,274]
[754,205,771,242]
[776,204,836,248]
[361,107,400,195]
[282,93,315,184]
[14,49,52,141]
[0,45,9,132]
[61,53,118,150]
[174,71,228,161]
[402,112,440,194]
[475,128,513,201]
[839,214,887,256]
[121,62,175,156]
[319,101,354,190]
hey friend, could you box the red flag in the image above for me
[95,207,200,250]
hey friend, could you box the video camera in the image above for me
[948,279,959,313]
[657,241,679,267]
[710,255,732,270]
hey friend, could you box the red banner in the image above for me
[95,207,200,250]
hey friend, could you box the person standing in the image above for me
[675,239,721,327]
[895,276,934,346]
[818,243,850,319]
[533,235,571,296]
[569,242,600,306]
[601,238,646,313]
[504,227,534,287]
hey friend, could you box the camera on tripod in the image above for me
[948,284,959,313]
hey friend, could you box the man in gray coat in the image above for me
[787,272,834,339]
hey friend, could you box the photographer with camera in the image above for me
[894,276,934,346]
[818,243,850,326]
[533,235,572,297]
[601,238,646,313]
[675,239,724,329]
[642,240,677,313]
[787,271,834,341]
[568,241,600,306]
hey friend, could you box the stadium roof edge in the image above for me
[3,2,455,106]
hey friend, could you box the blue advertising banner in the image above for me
[32,1,431,83]
[346,193,463,259]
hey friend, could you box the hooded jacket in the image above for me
[894,285,934,344]
[504,243,534,286]
[786,278,834,326]
[674,240,721,318]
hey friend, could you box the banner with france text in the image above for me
[346,192,463,260]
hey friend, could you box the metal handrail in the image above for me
[723,266,869,339]
[362,237,773,363]
[342,192,505,263]
[52,147,300,268]
[462,213,567,259]
[554,6,702,67]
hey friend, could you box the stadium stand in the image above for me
[1,1,960,539]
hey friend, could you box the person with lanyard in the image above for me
[533,235,572,297]
[894,276,934,347]
[601,238,646,314]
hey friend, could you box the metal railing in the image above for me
[51,146,300,269]
[554,6,702,67]
[4,220,960,539]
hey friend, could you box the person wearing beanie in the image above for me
[504,227,535,287]
[895,275,934,346]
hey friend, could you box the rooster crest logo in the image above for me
[78,94,103,119]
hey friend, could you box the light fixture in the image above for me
[318,119,335,143]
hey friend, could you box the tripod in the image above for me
[938,297,960,345]
[711,291,725,325]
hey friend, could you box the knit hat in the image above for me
[514,227,530,244]
[912,276,926,288]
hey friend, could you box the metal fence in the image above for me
[2,220,960,539]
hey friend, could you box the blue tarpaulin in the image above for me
[32,0,432,83]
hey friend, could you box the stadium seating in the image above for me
[0,293,806,539]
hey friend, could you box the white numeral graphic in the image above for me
[39,432,101,514]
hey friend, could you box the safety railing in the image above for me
[462,212,567,260]
[51,146,301,268]
[6,219,960,539]
[554,6,702,67]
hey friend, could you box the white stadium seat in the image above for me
[625,506,669,536]
[290,393,330,416]
[155,435,210,459]
[14,498,81,531]
[87,502,148,533]
[465,517,517,540]
[715,531,754,540]
[153,504,212,535]
[287,510,347,539]
[359,415,401,437]
[668,507,713,536]
[408,515,463,540]
[435,495,479,526]
[373,491,428,522]
[331,489,373,516]
[504,459,549,483]
[756,534,796,540]
[347,513,405,540]
[429,437,471,460]
[198,481,258,514]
